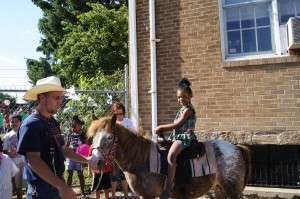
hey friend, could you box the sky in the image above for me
[0,1,42,89]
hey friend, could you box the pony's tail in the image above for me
[236,145,251,188]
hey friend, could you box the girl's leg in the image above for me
[111,181,117,198]
[66,170,73,186]
[111,164,119,198]
[165,141,183,193]
[104,189,110,199]
[77,170,85,195]
[95,190,100,199]
[15,164,23,199]
[121,180,129,198]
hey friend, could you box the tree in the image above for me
[57,69,125,132]
[0,93,16,110]
[26,58,55,84]
[27,0,127,83]
[54,3,128,87]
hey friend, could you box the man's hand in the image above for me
[58,184,76,199]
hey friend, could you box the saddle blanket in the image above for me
[149,142,216,177]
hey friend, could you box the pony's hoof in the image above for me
[159,190,171,199]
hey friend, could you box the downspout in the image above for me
[149,0,160,141]
[129,0,139,129]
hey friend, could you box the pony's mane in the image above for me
[87,116,152,164]
[87,116,112,138]
[115,124,152,164]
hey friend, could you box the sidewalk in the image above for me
[243,186,300,198]
[13,186,300,198]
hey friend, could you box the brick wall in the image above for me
[135,0,300,138]
[136,0,151,129]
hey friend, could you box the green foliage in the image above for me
[27,0,128,84]
[26,1,128,128]
[26,58,55,84]
[0,93,16,109]
[57,69,125,133]
[55,3,128,86]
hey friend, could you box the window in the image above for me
[220,0,300,59]
[278,0,300,24]
[248,145,300,188]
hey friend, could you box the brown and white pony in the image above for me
[88,116,251,199]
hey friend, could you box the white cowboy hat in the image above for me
[23,76,65,101]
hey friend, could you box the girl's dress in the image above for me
[92,165,112,192]
[168,104,197,148]
[0,153,19,199]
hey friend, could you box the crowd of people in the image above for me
[0,105,30,135]
[0,76,139,199]
[0,108,12,134]
[0,75,196,199]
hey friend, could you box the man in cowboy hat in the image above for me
[17,76,89,199]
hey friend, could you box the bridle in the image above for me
[94,126,118,168]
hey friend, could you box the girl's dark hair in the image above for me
[11,114,22,122]
[72,115,85,125]
[178,78,193,97]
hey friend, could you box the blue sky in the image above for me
[0,1,42,88]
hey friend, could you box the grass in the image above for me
[64,165,93,193]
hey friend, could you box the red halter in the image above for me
[100,135,118,168]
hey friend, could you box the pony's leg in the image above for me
[216,183,242,199]
[174,186,188,199]
[214,185,226,199]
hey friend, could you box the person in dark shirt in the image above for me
[17,76,90,199]
[66,115,86,195]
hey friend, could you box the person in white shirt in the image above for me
[111,102,137,198]
[112,102,137,134]
[0,138,19,199]
[3,114,24,199]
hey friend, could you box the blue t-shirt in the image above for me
[17,113,65,181]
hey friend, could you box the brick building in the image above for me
[129,0,300,189]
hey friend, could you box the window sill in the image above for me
[222,54,300,68]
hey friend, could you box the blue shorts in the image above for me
[66,159,82,171]
[111,168,126,182]
[26,178,60,199]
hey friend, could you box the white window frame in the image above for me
[218,0,287,61]
[278,0,300,24]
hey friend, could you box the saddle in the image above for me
[157,137,206,161]
[156,137,206,185]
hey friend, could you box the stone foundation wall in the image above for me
[197,130,300,145]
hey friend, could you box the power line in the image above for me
[0,66,27,69]
[0,68,26,71]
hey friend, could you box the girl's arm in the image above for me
[155,108,193,135]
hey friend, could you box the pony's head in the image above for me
[88,115,152,170]
[87,115,118,171]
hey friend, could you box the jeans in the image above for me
[26,178,60,199]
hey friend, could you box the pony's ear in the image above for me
[92,114,98,121]
[111,114,117,129]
